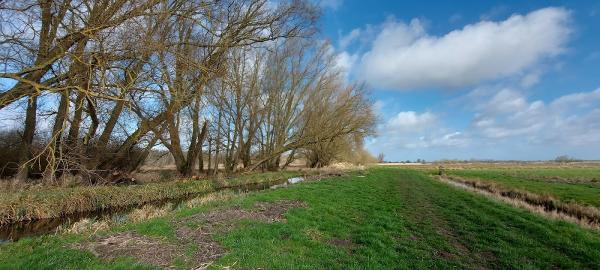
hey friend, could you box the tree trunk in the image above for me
[16,96,38,180]
[198,152,204,174]
[213,111,222,175]
[67,91,85,146]
[207,137,212,175]
[44,90,70,181]
[83,96,99,146]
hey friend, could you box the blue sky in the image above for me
[317,0,600,161]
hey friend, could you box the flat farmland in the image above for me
[1,167,599,269]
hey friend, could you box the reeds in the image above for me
[0,171,308,225]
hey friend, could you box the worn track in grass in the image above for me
[0,168,599,269]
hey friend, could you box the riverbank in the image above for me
[1,167,598,269]
[0,171,322,225]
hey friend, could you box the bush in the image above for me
[555,155,579,163]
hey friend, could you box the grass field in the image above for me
[1,167,599,269]
[443,167,600,207]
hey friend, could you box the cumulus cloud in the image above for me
[550,88,600,109]
[367,87,600,160]
[335,51,358,76]
[469,87,600,145]
[358,7,571,89]
[368,110,468,152]
[386,111,436,133]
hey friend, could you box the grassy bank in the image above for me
[1,167,599,269]
[0,171,304,224]
[445,168,600,207]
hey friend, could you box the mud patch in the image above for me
[73,232,182,269]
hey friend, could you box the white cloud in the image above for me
[427,132,469,147]
[367,87,600,160]
[335,51,358,73]
[339,28,361,49]
[357,7,571,89]
[520,71,542,88]
[372,100,385,113]
[369,110,468,151]
[334,51,359,82]
[386,111,436,133]
[550,88,600,109]
[469,87,600,145]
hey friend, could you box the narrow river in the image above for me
[0,177,301,242]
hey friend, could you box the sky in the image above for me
[318,0,600,161]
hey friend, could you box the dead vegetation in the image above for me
[0,169,319,225]
[437,175,600,230]
[74,232,184,269]
[187,200,308,224]
[0,0,376,185]
[73,200,308,269]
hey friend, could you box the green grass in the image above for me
[216,171,301,187]
[446,168,600,207]
[448,167,600,182]
[0,235,157,270]
[1,168,599,269]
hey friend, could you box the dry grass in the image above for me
[0,179,214,225]
[0,170,310,224]
[395,161,600,171]
[66,200,308,269]
[58,218,111,235]
[0,174,88,192]
[324,162,365,171]
[185,190,242,209]
[56,192,243,236]
[129,203,173,223]
[436,175,600,230]
[72,232,184,269]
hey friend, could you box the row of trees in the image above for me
[0,0,375,183]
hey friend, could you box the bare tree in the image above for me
[0,0,378,183]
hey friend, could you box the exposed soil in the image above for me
[73,200,308,269]
[436,250,456,260]
[175,226,225,269]
[73,232,182,269]
[328,238,355,248]
[180,200,307,230]
[327,237,357,256]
